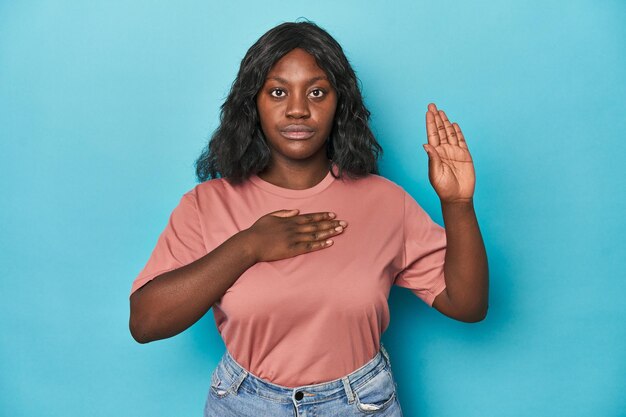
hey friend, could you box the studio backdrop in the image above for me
[1,1,624,416]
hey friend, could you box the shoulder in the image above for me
[181,177,254,213]
[187,177,249,198]
[339,172,409,198]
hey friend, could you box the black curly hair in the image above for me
[194,21,383,184]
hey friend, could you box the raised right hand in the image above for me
[243,209,348,263]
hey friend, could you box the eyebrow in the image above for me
[265,76,329,85]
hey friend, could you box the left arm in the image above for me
[436,200,488,322]
[422,103,489,322]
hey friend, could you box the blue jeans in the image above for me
[203,343,404,416]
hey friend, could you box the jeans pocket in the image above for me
[353,368,397,414]
[209,362,236,399]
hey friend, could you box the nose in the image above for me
[285,92,310,119]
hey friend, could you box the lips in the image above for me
[279,124,316,140]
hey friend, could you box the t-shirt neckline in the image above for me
[249,163,338,198]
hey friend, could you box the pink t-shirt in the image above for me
[130,164,447,387]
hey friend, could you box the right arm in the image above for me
[129,229,256,344]
[129,209,347,344]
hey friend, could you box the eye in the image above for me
[270,88,286,98]
[309,88,325,98]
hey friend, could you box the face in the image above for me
[256,48,337,167]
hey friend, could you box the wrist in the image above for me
[440,197,474,207]
[233,229,260,265]
[440,198,478,228]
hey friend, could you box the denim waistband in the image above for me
[218,343,392,405]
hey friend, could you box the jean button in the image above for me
[295,391,304,400]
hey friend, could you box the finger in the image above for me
[439,110,458,146]
[297,219,347,234]
[293,238,334,254]
[294,212,336,224]
[297,224,345,243]
[426,110,440,147]
[270,209,299,218]
[453,123,468,149]
[297,218,348,242]
[433,107,448,144]
[423,144,443,181]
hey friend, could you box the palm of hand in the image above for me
[424,103,476,203]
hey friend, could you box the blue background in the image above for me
[1,1,625,416]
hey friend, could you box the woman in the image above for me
[129,21,488,416]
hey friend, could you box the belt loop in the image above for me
[380,343,391,366]
[341,376,355,404]
[232,369,248,395]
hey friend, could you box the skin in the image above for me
[249,48,346,261]
[129,49,348,343]
[424,104,489,322]
[255,47,337,190]
[129,48,488,344]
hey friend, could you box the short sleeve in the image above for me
[393,191,447,306]
[129,190,206,297]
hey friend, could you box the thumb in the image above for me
[270,209,300,218]
[423,144,443,179]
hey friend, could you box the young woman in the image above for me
[129,21,488,416]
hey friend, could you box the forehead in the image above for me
[266,48,328,80]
